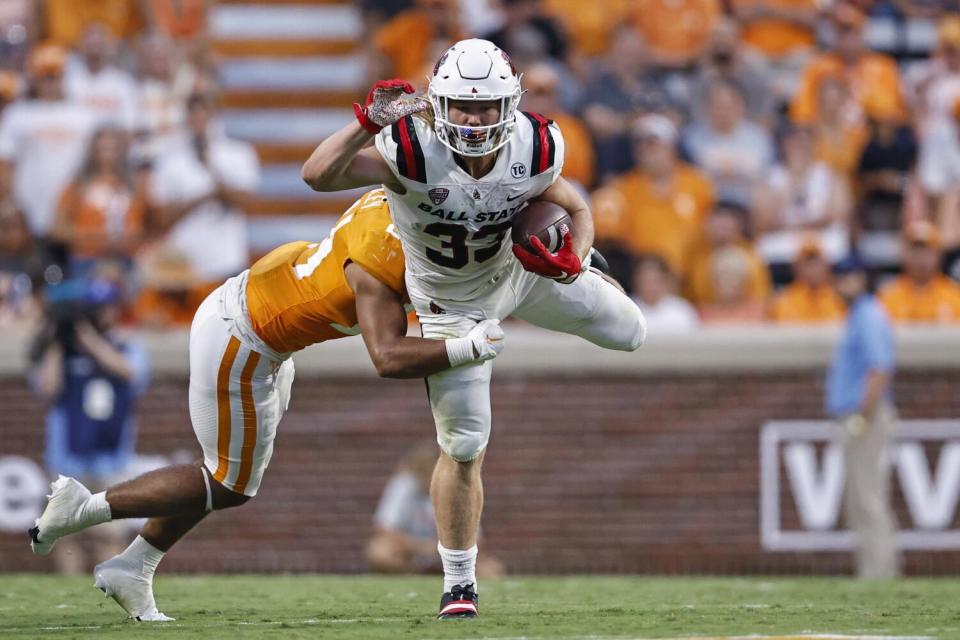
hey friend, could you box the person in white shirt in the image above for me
[135,32,194,154]
[0,43,98,238]
[148,92,257,287]
[683,78,775,208]
[630,253,699,334]
[64,23,140,131]
[754,125,851,266]
[368,440,505,577]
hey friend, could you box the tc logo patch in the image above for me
[428,188,449,205]
[511,162,526,178]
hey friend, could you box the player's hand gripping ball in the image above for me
[511,201,582,283]
[353,79,429,134]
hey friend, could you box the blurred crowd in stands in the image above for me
[0,0,253,330]
[2,0,960,334]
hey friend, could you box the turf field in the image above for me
[0,575,955,639]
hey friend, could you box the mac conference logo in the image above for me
[428,188,449,205]
[759,420,960,551]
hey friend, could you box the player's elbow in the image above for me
[301,162,335,192]
[374,361,404,379]
[370,350,408,379]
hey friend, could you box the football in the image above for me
[510,201,572,253]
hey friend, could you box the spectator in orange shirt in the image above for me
[632,0,721,69]
[520,62,596,189]
[138,0,209,41]
[733,0,818,60]
[50,127,147,278]
[542,0,631,58]
[684,200,772,306]
[372,0,464,84]
[879,220,960,323]
[44,0,141,48]
[811,72,870,179]
[770,237,846,323]
[592,114,715,276]
[790,4,906,126]
[732,0,818,104]
[698,245,768,324]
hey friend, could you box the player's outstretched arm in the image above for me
[301,79,426,193]
[346,263,503,379]
[301,122,395,192]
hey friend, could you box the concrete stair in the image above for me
[210,0,366,251]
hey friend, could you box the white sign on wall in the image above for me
[760,420,960,551]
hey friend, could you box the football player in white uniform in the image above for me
[302,39,646,618]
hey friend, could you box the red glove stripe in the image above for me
[353,103,382,134]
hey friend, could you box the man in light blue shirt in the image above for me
[826,255,899,579]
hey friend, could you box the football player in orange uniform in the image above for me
[27,189,504,621]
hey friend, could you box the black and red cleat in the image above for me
[437,583,479,619]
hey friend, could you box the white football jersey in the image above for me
[375,111,564,301]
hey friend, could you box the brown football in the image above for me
[510,201,572,253]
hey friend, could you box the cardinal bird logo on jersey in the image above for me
[428,188,450,205]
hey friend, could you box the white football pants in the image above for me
[189,285,295,496]
[407,261,646,462]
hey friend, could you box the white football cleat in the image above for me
[29,476,92,556]
[94,556,174,622]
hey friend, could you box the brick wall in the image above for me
[3,370,960,575]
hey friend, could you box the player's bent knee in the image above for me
[628,307,647,351]
[601,304,646,352]
[210,479,252,510]
[438,427,488,463]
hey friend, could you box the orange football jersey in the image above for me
[245,190,406,353]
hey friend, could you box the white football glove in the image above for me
[445,319,504,367]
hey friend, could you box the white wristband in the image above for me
[445,336,476,368]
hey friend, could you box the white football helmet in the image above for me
[428,39,522,157]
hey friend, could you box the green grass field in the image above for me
[0,575,956,639]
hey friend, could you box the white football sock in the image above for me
[119,535,165,579]
[438,543,478,593]
[82,491,112,526]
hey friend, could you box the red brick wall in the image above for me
[4,371,960,574]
